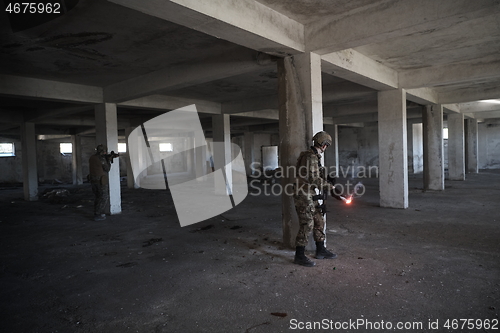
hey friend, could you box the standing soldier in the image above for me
[293,131,340,267]
[88,144,116,221]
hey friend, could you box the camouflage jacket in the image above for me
[295,146,333,196]
[89,153,111,184]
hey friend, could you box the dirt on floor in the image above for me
[0,171,499,333]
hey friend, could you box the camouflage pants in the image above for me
[294,194,326,247]
[91,182,109,215]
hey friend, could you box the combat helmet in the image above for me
[312,131,332,147]
[95,144,107,154]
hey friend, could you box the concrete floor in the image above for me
[1,171,499,333]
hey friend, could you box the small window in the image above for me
[118,143,127,153]
[159,143,173,152]
[60,143,72,154]
[0,143,15,157]
[443,128,448,140]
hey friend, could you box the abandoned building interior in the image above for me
[1,0,500,332]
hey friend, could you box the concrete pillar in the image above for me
[125,127,138,189]
[95,103,121,214]
[324,124,339,177]
[21,122,38,201]
[244,131,255,176]
[378,89,408,209]
[412,123,424,174]
[71,134,83,185]
[447,113,465,180]
[423,105,445,190]
[212,114,232,195]
[194,135,207,179]
[407,120,414,174]
[278,52,323,249]
[465,118,479,174]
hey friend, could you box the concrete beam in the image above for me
[0,111,24,124]
[459,101,500,113]
[438,85,500,104]
[406,88,439,105]
[400,59,500,89]
[222,95,277,114]
[466,110,500,120]
[324,101,377,117]
[321,49,398,90]
[24,106,94,122]
[119,95,221,114]
[222,82,377,115]
[325,100,422,118]
[104,48,274,103]
[108,0,304,55]
[0,74,102,103]
[235,109,279,120]
[322,81,377,103]
[443,104,461,114]
[331,113,378,124]
[306,0,500,55]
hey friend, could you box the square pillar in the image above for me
[411,123,424,174]
[95,103,121,214]
[447,113,465,180]
[378,89,408,209]
[125,127,138,189]
[194,134,208,180]
[324,124,339,177]
[21,122,38,201]
[423,105,444,190]
[212,114,232,195]
[71,134,83,185]
[278,52,323,249]
[465,118,479,174]
[244,131,255,176]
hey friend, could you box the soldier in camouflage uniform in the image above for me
[293,131,339,267]
[89,144,112,221]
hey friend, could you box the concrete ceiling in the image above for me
[1,0,500,136]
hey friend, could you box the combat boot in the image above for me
[315,241,337,259]
[294,246,316,267]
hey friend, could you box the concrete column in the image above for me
[194,136,207,180]
[71,134,83,185]
[465,118,479,174]
[407,120,414,174]
[212,114,232,195]
[378,89,408,209]
[95,103,121,214]
[412,123,424,174]
[21,122,38,201]
[278,52,323,249]
[244,131,255,176]
[423,105,444,190]
[447,113,465,180]
[125,127,138,189]
[324,124,339,177]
